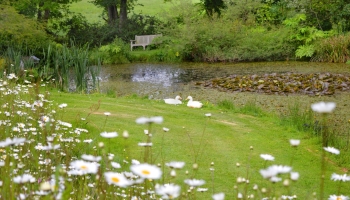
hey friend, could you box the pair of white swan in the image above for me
[164,96,203,108]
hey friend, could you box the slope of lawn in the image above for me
[69,0,200,23]
[49,90,349,199]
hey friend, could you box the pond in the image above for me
[99,61,350,100]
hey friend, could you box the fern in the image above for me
[295,45,315,58]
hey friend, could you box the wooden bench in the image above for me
[130,34,162,51]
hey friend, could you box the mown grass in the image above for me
[49,90,349,198]
[70,0,200,23]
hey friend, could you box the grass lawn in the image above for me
[49,90,349,199]
[70,0,200,23]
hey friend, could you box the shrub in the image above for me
[0,5,49,52]
[312,33,350,63]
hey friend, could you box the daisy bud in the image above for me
[123,130,129,138]
[98,142,104,148]
[170,170,176,177]
[283,179,290,186]
[193,163,198,169]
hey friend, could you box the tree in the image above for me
[9,0,80,22]
[200,0,226,17]
[91,0,136,30]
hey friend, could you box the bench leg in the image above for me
[143,45,146,50]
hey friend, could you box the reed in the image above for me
[312,34,350,63]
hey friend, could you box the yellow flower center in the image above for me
[111,177,119,183]
[141,170,150,175]
[80,165,88,170]
[337,197,342,200]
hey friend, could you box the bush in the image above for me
[0,5,49,52]
[312,33,350,63]
[91,38,131,64]
[65,14,162,47]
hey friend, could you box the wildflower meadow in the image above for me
[0,72,349,200]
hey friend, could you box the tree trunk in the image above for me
[119,0,127,30]
[107,5,118,25]
[37,2,44,21]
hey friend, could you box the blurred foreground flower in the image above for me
[69,160,99,174]
[184,179,206,187]
[260,165,292,179]
[165,161,185,169]
[155,183,181,199]
[212,192,225,200]
[311,102,336,113]
[13,174,36,183]
[330,173,350,182]
[130,163,162,180]
[100,132,118,138]
[104,172,132,187]
[328,194,349,200]
[290,139,300,146]
[136,116,163,124]
[324,147,340,155]
[260,154,275,161]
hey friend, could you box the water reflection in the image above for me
[99,61,349,99]
[131,65,183,87]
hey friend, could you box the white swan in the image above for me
[164,95,182,105]
[186,96,203,108]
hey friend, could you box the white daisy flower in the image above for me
[184,179,205,187]
[100,132,118,138]
[165,161,185,169]
[212,192,225,200]
[260,165,292,179]
[104,112,111,116]
[81,154,102,162]
[290,172,300,181]
[324,146,340,155]
[70,160,99,174]
[58,103,67,108]
[130,163,162,180]
[104,172,131,187]
[13,174,36,183]
[136,116,163,124]
[111,162,121,168]
[155,183,181,199]
[331,173,350,182]
[260,154,275,161]
[289,139,300,146]
[328,195,349,200]
[311,102,336,113]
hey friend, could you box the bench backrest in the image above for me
[135,34,162,44]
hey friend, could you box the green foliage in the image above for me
[0,5,49,52]
[239,100,265,117]
[217,99,236,110]
[279,102,318,135]
[295,44,315,59]
[64,14,161,47]
[94,38,130,64]
[312,33,350,63]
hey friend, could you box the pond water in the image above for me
[99,61,350,100]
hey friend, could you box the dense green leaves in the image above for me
[0,5,49,51]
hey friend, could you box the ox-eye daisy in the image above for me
[100,132,118,138]
[69,160,99,174]
[184,179,205,187]
[324,147,340,155]
[130,163,162,180]
[104,172,131,187]
[155,183,181,199]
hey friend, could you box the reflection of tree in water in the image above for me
[131,65,183,87]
